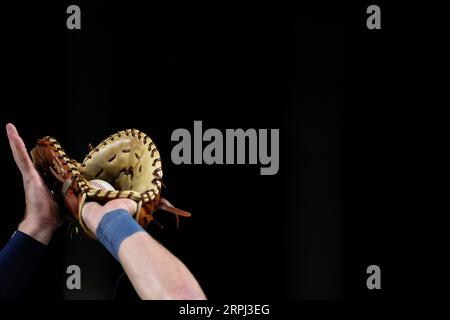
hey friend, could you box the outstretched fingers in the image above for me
[6,123,37,180]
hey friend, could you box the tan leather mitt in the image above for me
[30,129,190,238]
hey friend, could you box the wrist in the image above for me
[18,216,56,245]
[96,209,145,261]
[82,199,136,235]
[81,206,104,235]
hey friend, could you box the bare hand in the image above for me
[6,123,62,244]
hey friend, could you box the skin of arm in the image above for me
[82,200,206,300]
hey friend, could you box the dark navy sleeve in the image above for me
[0,230,48,299]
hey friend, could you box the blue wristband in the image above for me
[96,209,145,261]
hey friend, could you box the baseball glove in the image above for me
[30,129,190,239]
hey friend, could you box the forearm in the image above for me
[119,232,206,300]
[83,203,206,300]
[0,230,48,299]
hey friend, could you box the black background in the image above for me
[0,1,447,299]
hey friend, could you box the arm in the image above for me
[82,200,206,300]
[0,123,62,299]
[0,231,48,299]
